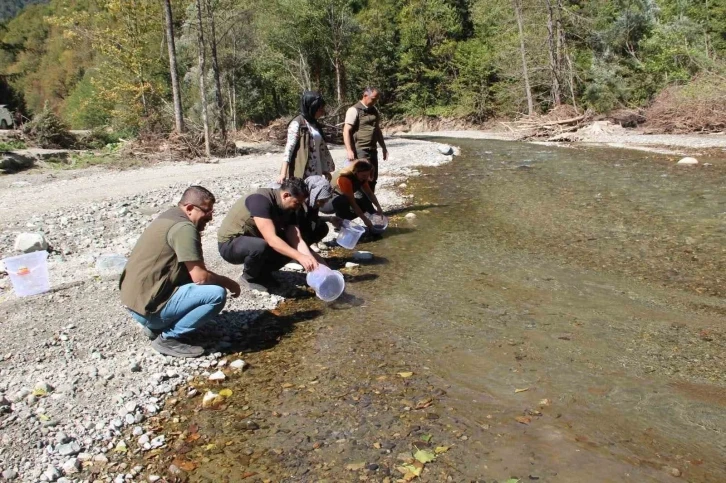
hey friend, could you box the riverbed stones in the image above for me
[230,359,247,370]
[2,469,18,480]
[13,233,48,253]
[209,370,226,381]
[56,441,81,456]
[61,457,80,474]
[676,157,698,165]
[353,251,374,261]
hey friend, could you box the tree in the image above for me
[205,0,226,140]
[195,0,211,157]
[162,0,184,133]
[512,0,534,115]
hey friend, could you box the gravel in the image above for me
[0,138,452,481]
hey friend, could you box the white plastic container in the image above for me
[336,220,366,249]
[3,250,50,297]
[365,213,389,234]
[306,265,345,302]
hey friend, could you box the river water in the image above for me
[321,138,726,481]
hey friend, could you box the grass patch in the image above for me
[0,140,27,151]
[50,151,145,170]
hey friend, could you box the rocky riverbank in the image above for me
[0,139,455,482]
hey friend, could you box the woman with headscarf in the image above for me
[321,159,383,232]
[298,175,341,246]
[278,91,335,183]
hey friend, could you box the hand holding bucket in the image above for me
[306,265,345,302]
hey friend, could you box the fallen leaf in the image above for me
[32,388,47,397]
[281,383,294,389]
[38,414,50,421]
[398,372,414,378]
[185,433,201,443]
[171,458,197,472]
[219,389,233,398]
[373,442,381,449]
[203,443,217,450]
[402,463,423,477]
[420,434,432,443]
[434,446,450,454]
[345,462,366,471]
[413,449,436,464]
[505,479,520,483]
[514,388,529,393]
[114,442,127,453]
[415,398,434,409]
[515,416,532,425]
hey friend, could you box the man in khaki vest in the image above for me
[344,87,388,191]
[217,178,321,292]
[120,186,240,358]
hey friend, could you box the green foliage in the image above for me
[0,0,47,21]
[0,139,27,151]
[21,103,76,148]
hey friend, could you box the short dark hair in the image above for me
[364,87,379,96]
[280,177,308,198]
[179,185,216,206]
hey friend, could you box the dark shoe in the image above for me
[140,326,160,340]
[151,336,205,358]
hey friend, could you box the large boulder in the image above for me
[14,233,49,253]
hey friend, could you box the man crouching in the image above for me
[217,178,322,292]
[120,186,241,358]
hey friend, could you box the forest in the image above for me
[1,0,724,139]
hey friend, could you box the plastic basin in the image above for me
[306,265,345,302]
[366,213,389,234]
[3,250,50,297]
[336,220,366,249]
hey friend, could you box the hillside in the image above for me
[0,0,47,21]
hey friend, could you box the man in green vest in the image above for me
[217,178,322,292]
[344,87,388,191]
[120,186,241,358]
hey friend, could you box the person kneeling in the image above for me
[217,178,322,292]
[299,175,341,246]
[321,160,384,232]
[120,186,241,358]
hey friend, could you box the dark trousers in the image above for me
[218,236,289,280]
[321,193,376,221]
[357,148,379,191]
[301,221,329,246]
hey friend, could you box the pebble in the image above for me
[129,361,141,372]
[230,359,247,370]
[208,370,226,381]
[344,262,360,269]
[404,212,417,220]
[676,157,698,165]
[132,426,144,436]
[61,458,80,474]
[2,469,18,480]
[43,465,60,482]
[56,441,81,456]
[353,251,374,261]
[148,476,161,482]
[138,434,150,446]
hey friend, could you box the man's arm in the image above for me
[361,184,384,216]
[255,218,318,271]
[375,124,388,161]
[185,261,241,297]
[285,226,321,270]
[343,124,356,161]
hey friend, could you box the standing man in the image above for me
[120,186,241,358]
[344,87,388,191]
[217,178,322,293]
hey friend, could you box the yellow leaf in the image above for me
[515,416,532,425]
[38,414,50,421]
[413,449,436,464]
[397,372,414,378]
[219,389,233,398]
[434,446,450,454]
[514,388,529,393]
[403,463,422,476]
[32,388,47,397]
[203,443,217,450]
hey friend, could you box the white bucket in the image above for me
[306,265,345,302]
[3,250,50,297]
[336,220,366,249]
[365,213,389,234]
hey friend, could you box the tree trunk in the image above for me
[334,54,343,106]
[513,0,534,115]
[195,0,211,158]
[205,0,226,142]
[545,0,561,106]
[162,0,184,133]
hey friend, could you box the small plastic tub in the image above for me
[365,213,389,234]
[3,250,50,297]
[336,220,366,249]
[306,265,345,302]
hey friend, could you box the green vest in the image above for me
[352,101,380,152]
[217,188,292,243]
[287,115,311,179]
[119,207,195,316]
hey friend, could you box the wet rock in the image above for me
[1,152,35,172]
[404,213,416,220]
[437,144,453,155]
[676,157,698,166]
[284,262,305,271]
[367,463,380,471]
[209,370,226,381]
[663,467,682,477]
[14,233,48,253]
[243,420,259,431]
[353,251,374,261]
[230,359,247,371]
[344,262,360,269]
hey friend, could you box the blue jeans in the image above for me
[129,284,227,340]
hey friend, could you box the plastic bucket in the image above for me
[365,213,389,234]
[3,250,50,297]
[336,220,366,249]
[306,265,345,302]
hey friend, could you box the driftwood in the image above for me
[505,107,592,141]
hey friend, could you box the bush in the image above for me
[22,104,76,148]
